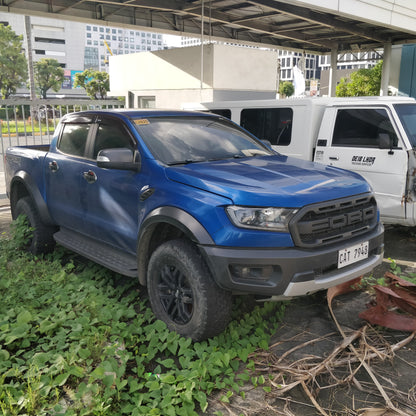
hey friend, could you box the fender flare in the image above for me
[137,206,214,285]
[10,171,55,226]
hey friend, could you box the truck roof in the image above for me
[61,109,216,123]
[189,96,416,111]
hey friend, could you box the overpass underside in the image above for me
[1,0,416,54]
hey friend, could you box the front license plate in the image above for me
[338,241,369,269]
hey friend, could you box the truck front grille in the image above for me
[289,194,378,248]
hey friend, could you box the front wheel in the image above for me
[147,239,232,341]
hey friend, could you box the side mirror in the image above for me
[97,148,141,171]
[378,133,393,150]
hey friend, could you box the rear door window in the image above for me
[57,123,91,157]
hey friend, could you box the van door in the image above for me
[315,107,408,222]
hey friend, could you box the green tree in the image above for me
[0,24,28,98]
[336,60,383,97]
[279,81,295,98]
[73,69,109,99]
[34,58,64,99]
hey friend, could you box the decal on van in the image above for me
[352,156,376,166]
[315,150,324,161]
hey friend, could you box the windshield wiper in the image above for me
[208,154,246,162]
[166,158,206,166]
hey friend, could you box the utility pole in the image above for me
[24,15,36,101]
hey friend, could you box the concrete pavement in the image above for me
[0,172,7,206]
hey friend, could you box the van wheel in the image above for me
[13,197,56,254]
[147,239,232,341]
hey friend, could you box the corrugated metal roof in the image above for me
[2,0,416,53]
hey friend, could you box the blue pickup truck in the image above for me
[5,110,384,340]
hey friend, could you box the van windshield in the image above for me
[394,103,416,147]
[132,116,274,165]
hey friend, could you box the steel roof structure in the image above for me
[2,0,416,54]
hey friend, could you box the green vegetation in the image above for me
[0,24,28,99]
[336,61,383,97]
[1,120,55,135]
[74,69,110,100]
[0,218,285,415]
[34,59,65,99]
[278,81,294,98]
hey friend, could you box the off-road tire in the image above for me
[13,197,56,254]
[147,239,232,341]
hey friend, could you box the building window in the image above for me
[138,96,156,108]
[35,37,65,44]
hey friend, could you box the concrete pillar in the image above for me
[380,42,392,96]
[328,48,338,97]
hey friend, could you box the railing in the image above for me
[0,98,124,170]
[0,98,124,199]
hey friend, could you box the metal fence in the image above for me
[0,98,124,199]
[0,98,124,171]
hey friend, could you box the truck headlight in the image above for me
[226,206,298,231]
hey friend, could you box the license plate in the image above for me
[338,241,369,269]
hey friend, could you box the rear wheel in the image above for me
[147,239,232,341]
[13,197,56,254]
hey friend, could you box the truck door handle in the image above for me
[83,170,97,183]
[329,156,339,161]
[49,161,59,172]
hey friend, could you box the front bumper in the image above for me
[200,223,384,298]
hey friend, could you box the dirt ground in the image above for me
[208,227,416,416]
[0,203,415,415]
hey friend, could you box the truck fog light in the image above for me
[230,265,275,280]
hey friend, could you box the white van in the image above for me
[185,97,416,227]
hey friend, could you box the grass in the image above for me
[0,217,286,416]
[1,120,56,135]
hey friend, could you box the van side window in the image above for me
[332,108,399,148]
[209,109,231,119]
[57,123,90,157]
[240,108,293,145]
[93,121,136,159]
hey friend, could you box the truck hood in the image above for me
[165,155,371,207]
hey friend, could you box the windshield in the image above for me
[132,116,274,165]
[394,103,416,147]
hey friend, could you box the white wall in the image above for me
[109,43,279,102]
[212,44,278,91]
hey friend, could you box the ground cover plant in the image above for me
[0,218,285,416]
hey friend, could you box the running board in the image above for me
[54,228,138,277]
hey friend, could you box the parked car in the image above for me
[5,109,384,340]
